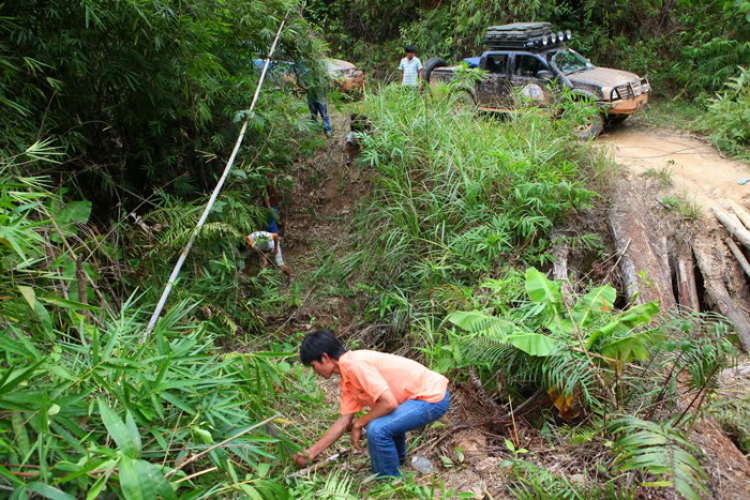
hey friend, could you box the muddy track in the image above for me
[601,124,750,212]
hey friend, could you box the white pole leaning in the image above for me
[144,16,288,338]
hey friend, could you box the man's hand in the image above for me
[293,452,312,467]
[350,424,364,453]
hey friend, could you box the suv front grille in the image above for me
[616,80,645,100]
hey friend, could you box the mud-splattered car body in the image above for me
[325,59,366,93]
[427,47,650,122]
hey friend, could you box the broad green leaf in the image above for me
[58,200,92,225]
[125,411,142,457]
[0,359,46,397]
[26,483,76,500]
[445,310,514,335]
[505,333,560,356]
[18,285,36,309]
[239,484,264,500]
[119,456,142,500]
[85,474,108,500]
[98,399,138,458]
[525,268,561,304]
[122,459,175,500]
[574,285,617,326]
[11,412,30,457]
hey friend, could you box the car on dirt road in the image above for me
[424,22,651,138]
[253,58,365,94]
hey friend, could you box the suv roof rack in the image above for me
[484,22,571,49]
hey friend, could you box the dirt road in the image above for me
[601,125,750,212]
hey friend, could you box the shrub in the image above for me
[702,66,750,158]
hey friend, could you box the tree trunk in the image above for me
[693,236,750,351]
[725,199,750,234]
[712,206,750,251]
[609,181,677,310]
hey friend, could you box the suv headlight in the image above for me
[610,88,621,100]
[641,78,651,92]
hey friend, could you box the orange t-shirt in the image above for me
[338,350,449,415]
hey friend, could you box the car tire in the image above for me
[573,112,604,140]
[450,88,477,113]
[424,57,448,84]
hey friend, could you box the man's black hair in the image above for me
[300,330,346,365]
[405,45,417,53]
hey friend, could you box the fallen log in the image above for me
[725,199,750,233]
[675,243,700,312]
[725,237,750,280]
[711,206,750,251]
[693,237,750,351]
[609,181,677,309]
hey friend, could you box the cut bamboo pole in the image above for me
[144,15,288,339]
[725,199,750,233]
[712,206,750,251]
[725,238,750,280]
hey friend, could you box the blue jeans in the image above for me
[366,390,449,478]
[307,98,331,133]
[266,206,279,233]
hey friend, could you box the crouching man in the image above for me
[344,113,371,166]
[293,331,449,478]
[244,231,292,283]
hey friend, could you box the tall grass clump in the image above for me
[349,85,610,325]
[0,151,316,497]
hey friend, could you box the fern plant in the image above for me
[609,416,709,500]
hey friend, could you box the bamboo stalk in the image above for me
[144,15,288,339]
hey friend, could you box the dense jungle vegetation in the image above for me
[1,0,749,498]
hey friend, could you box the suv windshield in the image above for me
[551,50,592,75]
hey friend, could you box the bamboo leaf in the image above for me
[98,399,138,458]
[26,483,76,500]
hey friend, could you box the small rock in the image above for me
[410,455,435,474]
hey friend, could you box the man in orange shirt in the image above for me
[293,330,450,478]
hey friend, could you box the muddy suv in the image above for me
[425,22,651,138]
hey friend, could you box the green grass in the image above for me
[642,165,674,189]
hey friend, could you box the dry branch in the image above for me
[725,238,750,280]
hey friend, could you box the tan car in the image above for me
[325,59,366,93]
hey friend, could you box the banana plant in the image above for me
[446,267,664,410]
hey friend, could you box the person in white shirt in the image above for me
[244,231,292,282]
[399,46,423,87]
